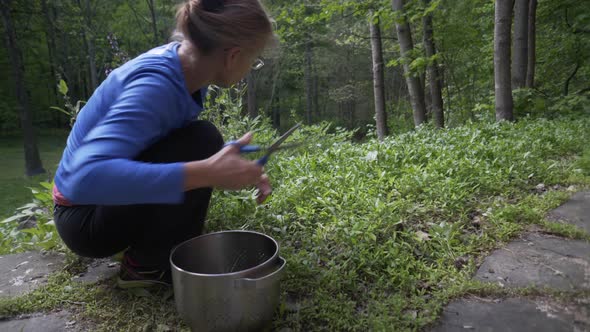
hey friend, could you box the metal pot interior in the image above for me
[170,231,279,275]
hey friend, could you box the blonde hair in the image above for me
[175,0,276,55]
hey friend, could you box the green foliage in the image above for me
[547,94,590,118]
[49,80,86,126]
[0,181,63,253]
[574,146,590,176]
[512,89,589,120]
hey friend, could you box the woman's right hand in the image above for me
[204,132,264,190]
[184,132,267,191]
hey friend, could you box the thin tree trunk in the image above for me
[266,58,280,116]
[80,0,98,92]
[41,0,58,103]
[526,0,537,88]
[512,0,529,89]
[304,36,313,124]
[273,94,280,129]
[247,72,257,118]
[41,0,62,127]
[422,0,444,128]
[494,0,514,121]
[1,0,46,176]
[369,12,388,140]
[564,62,580,96]
[442,65,453,116]
[146,0,159,45]
[313,74,319,120]
[392,0,427,127]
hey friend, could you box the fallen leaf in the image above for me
[415,231,430,242]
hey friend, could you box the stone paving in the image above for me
[0,311,81,332]
[0,253,118,332]
[431,297,589,332]
[431,191,590,332]
[0,251,65,298]
[549,191,590,233]
[475,233,590,291]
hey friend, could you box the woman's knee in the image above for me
[185,120,224,157]
[136,120,224,162]
[184,120,224,159]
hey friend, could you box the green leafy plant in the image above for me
[50,80,86,127]
[204,115,590,331]
[1,181,62,253]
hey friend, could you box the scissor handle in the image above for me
[257,155,269,166]
[224,141,261,154]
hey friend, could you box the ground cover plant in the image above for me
[0,103,588,330]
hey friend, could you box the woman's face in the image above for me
[216,36,269,87]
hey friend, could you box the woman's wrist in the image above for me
[183,160,213,191]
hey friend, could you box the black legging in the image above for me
[54,120,224,269]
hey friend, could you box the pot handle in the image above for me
[234,257,286,289]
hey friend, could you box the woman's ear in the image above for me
[224,46,242,71]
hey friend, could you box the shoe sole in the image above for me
[116,277,171,289]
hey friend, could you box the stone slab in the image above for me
[431,297,589,332]
[475,233,590,291]
[548,191,590,233]
[0,251,65,297]
[0,311,79,332]
[71,258,119,284]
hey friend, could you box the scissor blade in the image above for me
[267,123,301,152]
[271,142,303,152]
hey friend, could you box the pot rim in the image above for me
[169,230,280,278]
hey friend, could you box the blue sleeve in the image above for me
[64,73,186,205]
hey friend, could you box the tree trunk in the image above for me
[41,0,58,104]
[392,0,427,127]
[369,13,388,140]
[41,0,62,127]
[80,0,98,92]
[564,62,580,96]
[512,0,529,89]
[526,0,537,88]
[494,0,514,121]
[313,74,319,120]
[304,37,313,124]
[0,0,46,176]
[246,72,257,118]
[422,0,444,128]
[146,0,159,45]
[273,94,280,129]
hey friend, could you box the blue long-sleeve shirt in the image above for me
[54,42,207,205]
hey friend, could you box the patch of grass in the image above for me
[0,267,186,331]
[0,278,187,332]
[540,220,590,241]
[573,146,590,176]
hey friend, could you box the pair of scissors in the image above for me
[224,123,302,165]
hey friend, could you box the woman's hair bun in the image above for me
[176,0,275,55]
[201,0,224,13]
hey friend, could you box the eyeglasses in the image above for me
[252,58,264,71]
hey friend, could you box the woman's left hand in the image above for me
[256,174,272,204]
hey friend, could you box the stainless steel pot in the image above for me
[170,231,286,332]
